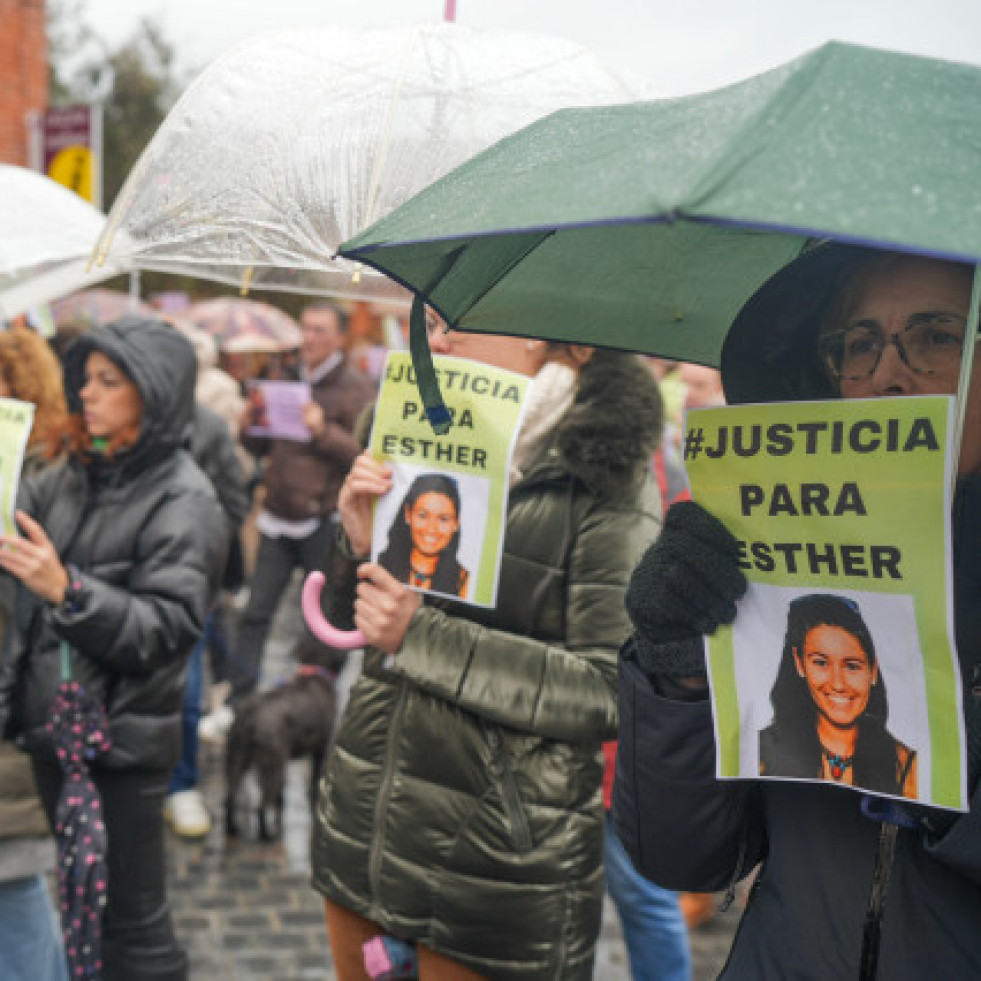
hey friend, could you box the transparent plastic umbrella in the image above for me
[0,164,123,318]
[91,22,641,302]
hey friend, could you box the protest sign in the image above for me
[0,398,36,537]
[369,352,530,607]
[685,396,964,809]
[244,380,311,441]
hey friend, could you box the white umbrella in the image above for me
[91,22,641,302]
[0,164,123,319]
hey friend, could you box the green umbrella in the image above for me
[338,41,981,431]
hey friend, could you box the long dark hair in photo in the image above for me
[379,473,466,595]
[763,593,906,795]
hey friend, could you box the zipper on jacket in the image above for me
[715,842,764,979]
[486,724,532,852]
[858,822,899,981]
[368,677,410,913]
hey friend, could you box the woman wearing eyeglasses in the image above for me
[615,246,981,979]
[759,593,917,798]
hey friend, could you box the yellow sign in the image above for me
[686,396,965,810]
[47,145,95,203]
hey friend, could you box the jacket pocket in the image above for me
[487,725,532,853]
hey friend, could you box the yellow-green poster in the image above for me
[369,353,529,608]
[685,396,965,810]
[0,398,35,537]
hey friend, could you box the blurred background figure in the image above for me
[0,326,69,981]
[603,741,691,980]
[216,300,374,724]
[164,398,249,840]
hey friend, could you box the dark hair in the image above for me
[378,473,465,595]
[301,300,349,334]
[763,593,904,794]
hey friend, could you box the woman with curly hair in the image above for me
[0,327,67,467]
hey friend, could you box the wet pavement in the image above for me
[165,581,739,979]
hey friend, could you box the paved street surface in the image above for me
[166,581,739,979]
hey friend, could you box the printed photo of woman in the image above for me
[759,592,917,798]
[378,472,470,599]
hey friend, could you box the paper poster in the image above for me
[0,398,36,537]
[368,352,530,607]
[684,396,965,809]
[244,380,311,441]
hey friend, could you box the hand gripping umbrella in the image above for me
[46,641,112,980]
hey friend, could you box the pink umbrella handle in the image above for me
[301,571,366,650]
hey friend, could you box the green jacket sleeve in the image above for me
[393,495,660,742]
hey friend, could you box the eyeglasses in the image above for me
[818,312,967,381]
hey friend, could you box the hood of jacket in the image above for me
[63,315,197,476]
[720,241,884,406]
[549,348,663,499]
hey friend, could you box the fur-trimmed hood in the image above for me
[549,349,663,499]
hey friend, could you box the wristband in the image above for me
[61,564,84,613]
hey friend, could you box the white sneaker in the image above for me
[198,704,235,743]
[164,789,212,839]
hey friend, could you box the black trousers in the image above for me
[231,519,337,701]
[33,759,188,981]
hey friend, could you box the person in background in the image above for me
[0,317,226,980]
[0,326,68,981]
[164,400,249,839]
[215,301,374,726]
[602,741,691,981]
[312,324,662,980]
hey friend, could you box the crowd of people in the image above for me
[0,241,978,981]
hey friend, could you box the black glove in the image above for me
[624,501,748,678]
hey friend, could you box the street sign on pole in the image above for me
[27,104,103,208]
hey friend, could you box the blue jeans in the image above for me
[0,874,68,981]
[168,620,207,794]
[605,815,691,981]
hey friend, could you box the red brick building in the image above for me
[0,0,48,165]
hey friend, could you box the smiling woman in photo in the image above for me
[378,473,469,598]
[758,593,917,798]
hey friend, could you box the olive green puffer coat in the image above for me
[311,351,663,979]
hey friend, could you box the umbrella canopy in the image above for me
[187,296,301,353]
[91,22,639,301]
[0,164,123,318]
[339,41,981,370]
[51,289,155,333]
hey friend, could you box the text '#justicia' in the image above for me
[684,417,939,461]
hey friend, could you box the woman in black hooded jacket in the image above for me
[0,316,226,981]
[615,245,981,980]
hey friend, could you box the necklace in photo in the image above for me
[822,748,855,781]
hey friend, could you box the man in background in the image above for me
[221,301,375,715]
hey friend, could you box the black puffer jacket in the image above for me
[0,318,227,772]
[614,246,981,979]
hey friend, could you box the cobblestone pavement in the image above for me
[165,584,739,979]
